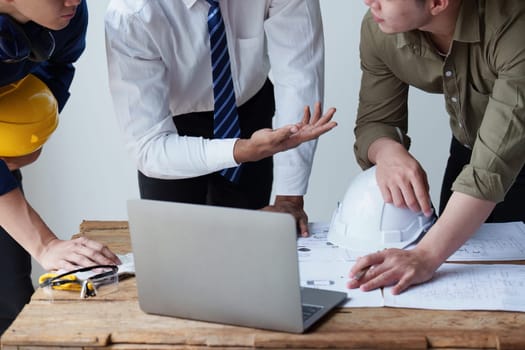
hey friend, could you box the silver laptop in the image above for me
[127,199,347,333]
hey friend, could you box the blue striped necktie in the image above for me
[206,0,242,183]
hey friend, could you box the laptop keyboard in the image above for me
[302,304,323,322]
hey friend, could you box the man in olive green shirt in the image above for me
[348,0,525,294]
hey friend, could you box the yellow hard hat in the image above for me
[0,74,58,157]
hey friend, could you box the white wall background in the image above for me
[24,1,450,281]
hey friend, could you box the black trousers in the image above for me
[0,170,34,335]
[439,137,525,222]
[139,80,275,209]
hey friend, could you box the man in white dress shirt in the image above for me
[105,0,335,236]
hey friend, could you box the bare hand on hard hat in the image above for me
[262,195,309,237]
[369,139,433,217]
[38,236,121,272]
[233,102,337,163]
[1,148,42,171]
[347,248,437,294]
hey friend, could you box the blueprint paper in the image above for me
[447,222,525,261]
[299,261,384,307]
[301,222,525,311]
[299,223,384,307]
[384,263,525,312]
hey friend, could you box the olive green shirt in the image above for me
[354,0,525,203]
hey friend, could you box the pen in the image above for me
[352,265,371,281]
[306,279,335,286]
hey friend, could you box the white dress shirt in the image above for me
[105,0,324,195]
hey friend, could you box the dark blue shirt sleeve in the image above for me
[0,160,18,195]
[32,1,88,111]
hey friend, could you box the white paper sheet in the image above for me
[325,221,525,262]
[447,222,525,261]
[299,222,351,263]
[116,252,136,277]
[301,222,525,311]
[299,261,384,307]
[298,223,384,307]
[384,263,525,312]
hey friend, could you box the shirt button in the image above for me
[451,96,458,103]
[445,70,453,77]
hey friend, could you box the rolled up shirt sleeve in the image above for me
[354,13,411,170]
[453,73,525,202]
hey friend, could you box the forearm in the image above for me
[414,192,496,267]
[368,137,407,164]
[0,189,57,264]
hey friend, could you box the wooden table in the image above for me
[2,221,525,350]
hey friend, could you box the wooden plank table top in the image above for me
[2,221,525,350]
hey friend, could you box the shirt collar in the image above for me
[452,0,480,44]
[395,30,420,50]
[182,0,198,9]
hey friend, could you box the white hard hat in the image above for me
[327,166,436,253]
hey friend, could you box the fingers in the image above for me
[396,172,429,213]
[376,162,431,214]
[66,251,99,268]
[348,252,384,287]
[308,102,322,124]
[315,107,337,126]
[397,178,431,214]
[301,105,312,126]
[299,102,336,129]
[300,102,324,126]
[377,182,393,204]
[397,182,419,212]
[298,216,309,237]
[412,178,433,216]
[292,206,309,237]
[293,118,337,141]
[358,268,398,292]
[58,259,82,272]
[74,237,121,265]
[239,104,337,162]
[347,249,436,294]
[262,204,308,236]
[41,237,121,271]
[348,258,397,292]
[391,274,413,295]
[349,256,373,278]
[267,195,308,237]
[377,170,418,211]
